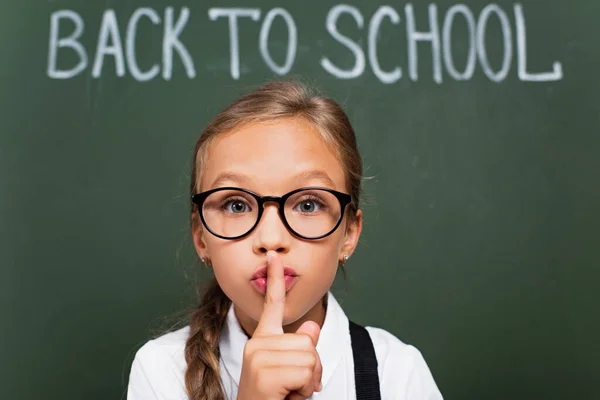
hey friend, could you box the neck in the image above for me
[235,294,328,337]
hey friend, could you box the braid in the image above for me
[184,279,232,400]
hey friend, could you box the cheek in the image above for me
[320,232,347,279]
[209,242,255,306]
[297,238,342,287]
[212,264,244,296]
[206,238,248,275]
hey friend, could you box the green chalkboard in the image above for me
[1,0,598,399]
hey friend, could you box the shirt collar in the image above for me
[219,291,350,389]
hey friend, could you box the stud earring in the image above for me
[339,254,349,267]
[201,257,212,268]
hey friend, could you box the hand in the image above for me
[236,251,323,400]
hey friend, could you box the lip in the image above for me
[250,265,299,294]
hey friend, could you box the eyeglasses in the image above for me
[191,187,353,240]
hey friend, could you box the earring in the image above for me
[339,254,349,267]
[201,257,212,269]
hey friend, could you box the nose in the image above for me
[252,202,291,255]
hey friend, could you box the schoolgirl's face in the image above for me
[192,117,362,332]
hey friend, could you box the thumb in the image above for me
[296,321,323,393]
[295,320,321,346]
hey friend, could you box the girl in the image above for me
[127,80,443,400]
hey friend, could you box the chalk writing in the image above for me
[46,3,564,83]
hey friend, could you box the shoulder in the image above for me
[127,326,190,400]
[364,326,423,370]
[133,325,189,369]
[364,326,444,400]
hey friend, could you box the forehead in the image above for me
[201,118,346,194]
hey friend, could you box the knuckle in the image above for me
[299,335,313,349]
[301,366,313,383]
[243,341,255,359]
[249,350,265,370]
[314,349,322,364]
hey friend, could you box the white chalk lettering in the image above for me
[368,6,402,84]
[44,3,564,84]
[209,8,261,80]
[47,10,88,79]
[442,5,476,81]
[259,8,297,75]
[92,10,126,78]
[163,7,195,80]
[476,5,512,83]
[126,8,161,82]
[514,4,563,82]
[321,5,365,79]
[405,4,442,83]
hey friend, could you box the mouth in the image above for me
[250,265,299,294]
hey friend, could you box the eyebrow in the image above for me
[209,170,337,190]
[209,172,251,189]
[294,170,336,188]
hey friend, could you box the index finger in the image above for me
[254,250,285,336]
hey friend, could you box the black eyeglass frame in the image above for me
[191,186,353,240]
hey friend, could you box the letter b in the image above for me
[47,10,88,79]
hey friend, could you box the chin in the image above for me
[287,294,324,320]
[281,309,304,326]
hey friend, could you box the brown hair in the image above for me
[185,80,363,399]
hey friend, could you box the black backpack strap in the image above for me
[349,320,382,400]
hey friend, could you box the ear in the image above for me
[339,209,362,259]
[191,212,209,260]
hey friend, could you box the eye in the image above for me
[222,198,252,213]
[294,196,325,213]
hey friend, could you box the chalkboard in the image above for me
[1,1,598,399]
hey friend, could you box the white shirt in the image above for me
[127,292,443,400]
